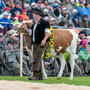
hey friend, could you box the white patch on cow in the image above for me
[56,46,63,52]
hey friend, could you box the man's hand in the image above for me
[41,39,46,46]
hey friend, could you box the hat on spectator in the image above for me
[18,15,23,19]
[50,17,55,21]
[31,8,43,16]
[3,12,9,16]
[7,40,14,44]
[22,9,27,13]
[62,8,67,11]
[82,14,88,18]
[31,2,36,6]
[15,1,22,6]
[4,7,10,11]
[72,9,77,13]
[0,33,3,37]
[24,4,29,7]
[44,9,48,13]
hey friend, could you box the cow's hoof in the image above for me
[57,77,61,80]
[69,78,73,80]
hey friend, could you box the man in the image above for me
[79,14,90,28]
[24,8,51,80]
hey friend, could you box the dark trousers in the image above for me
[32,43,47,79]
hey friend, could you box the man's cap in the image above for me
[7,40,14,44]
[0,33,3,37]
[3,12,9,16]
[31,8,43,16]
[4,7,10,11]
[22,9,27,13]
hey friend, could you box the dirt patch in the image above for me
[0,80,90,90]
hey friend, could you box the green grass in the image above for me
[0,76,90,86]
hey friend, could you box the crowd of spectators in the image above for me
[0,0,90,76]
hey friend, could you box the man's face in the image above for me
[32,13,39,20]
[16,4,21,8]
[83,17,88,21]
[80,2,84,6]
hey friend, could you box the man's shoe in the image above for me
[28,76,38,80]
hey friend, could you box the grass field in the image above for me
[0,76,90,86]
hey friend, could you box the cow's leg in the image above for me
[42,60,47,80]
[57,54,66,79]
[69,50,75,80]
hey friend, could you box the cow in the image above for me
[18,22,78,80]
[42,29,78,80]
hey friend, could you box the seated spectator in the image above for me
[14,11,20,21]
[10,1,22,14]
[76,1,87,21]
[72,16,79,27]
[0,7,11,19]
[69,9,78,20]
[79,30,88,50]
[79,14,90,28]
[18,15,23,22]
[11,13,19,24]
[85,3,90,22]
[19,9,30,21]
[0,12,13,35]
[2,40,20,76]
[77,40,90,76]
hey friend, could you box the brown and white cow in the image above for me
[18,22,78,80]
[42,29,78,80]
